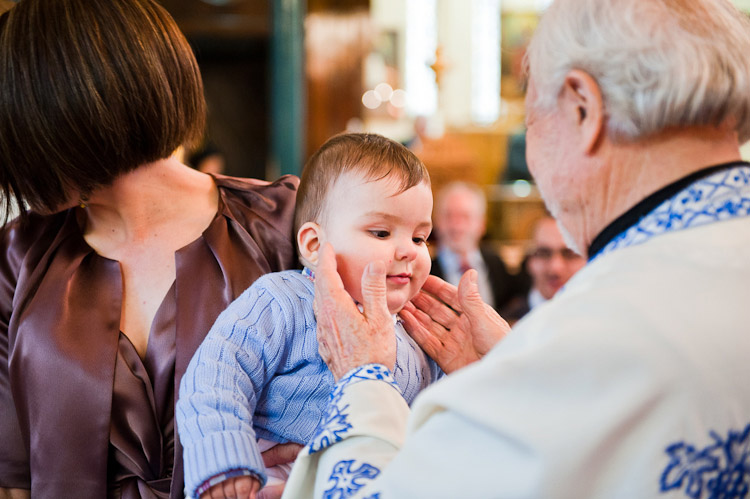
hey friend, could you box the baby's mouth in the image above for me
[386,273,411,285]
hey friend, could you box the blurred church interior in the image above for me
[3,0,749,268]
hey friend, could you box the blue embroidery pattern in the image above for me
[323,460,380,499]
[660,423,750,498]
[307,387,353,454]
[596,166,750,261]
[308,364,399,453]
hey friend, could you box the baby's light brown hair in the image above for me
[294,133,430,237]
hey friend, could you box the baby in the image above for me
[176,133,442,498]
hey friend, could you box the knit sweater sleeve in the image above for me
[176,273,292,498]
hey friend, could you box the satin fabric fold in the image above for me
[0,174,299,497]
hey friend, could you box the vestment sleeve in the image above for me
[176,279,289,498]
[284,309,696,499]
[282,365,410,499]
[0,224,30,488]
[283,355,578,498]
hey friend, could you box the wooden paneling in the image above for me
[308,0,368,13]
[194,39,270,180]
[159,0,270,38]
[0,0,15,15]
[305,9,371,158]
[159,0,273,179]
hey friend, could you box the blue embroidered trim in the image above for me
[308,364,399,454]
[596,166,750,261]
[660,423,750,498]
[322,459,380,499]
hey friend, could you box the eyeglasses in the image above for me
[529,247,580,261]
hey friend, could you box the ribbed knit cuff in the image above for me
[183,430,266,498]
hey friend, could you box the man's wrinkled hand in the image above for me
[313,243,396,380]
[400,270,509,374]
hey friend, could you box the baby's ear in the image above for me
[297,222,323,267]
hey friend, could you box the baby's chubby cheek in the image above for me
[333,258,366,304]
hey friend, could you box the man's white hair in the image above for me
[526,0,750,143]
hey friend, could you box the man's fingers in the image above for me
[360,260,389,320]
[318,338,331,363]
[400,308,444,357]
[262,443,304,467]
[402,302,447,337]
[411,291,459,329]
[457,269,484,314]
[420,275,461,312]
[314,243,346,301]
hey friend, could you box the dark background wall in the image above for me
[159,0,369,179]
[160,0,272,179]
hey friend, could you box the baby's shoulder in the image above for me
[248,269,312,294]
[240,269,315,313]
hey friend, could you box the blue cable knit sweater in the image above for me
[176,269,442,497]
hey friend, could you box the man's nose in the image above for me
[546,251,568,273]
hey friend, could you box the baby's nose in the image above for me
[395,240,417,260]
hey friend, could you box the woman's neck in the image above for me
[81,156,219,255]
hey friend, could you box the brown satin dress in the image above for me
[0,174,299,498]
[108,294,176,499]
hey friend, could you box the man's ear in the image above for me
[561,69,604,154]
[297,222,323,268]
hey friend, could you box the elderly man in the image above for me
[431,181,521,311]
[282,0,750,497]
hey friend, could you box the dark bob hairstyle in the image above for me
[0,0,206,221]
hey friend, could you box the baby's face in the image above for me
[320,172,433,315]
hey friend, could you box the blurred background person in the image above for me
[431,181,522,312]
[501,215,585,324]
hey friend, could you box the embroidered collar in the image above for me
[588,161,750,262]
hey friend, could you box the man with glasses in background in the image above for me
[502,215,585,324]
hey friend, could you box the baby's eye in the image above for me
[369,230,390,239]
[412,237,426,245]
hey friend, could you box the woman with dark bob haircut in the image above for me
[0,0,299,497]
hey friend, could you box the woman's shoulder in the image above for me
[213,174,299,213]
[0,211,71,310]
[212,173,299,237]
[208,174,300,274]
[212,173,300,192]
[1,211,70,267]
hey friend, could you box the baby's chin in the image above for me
[387,297,412,316]
[347,287,414,316]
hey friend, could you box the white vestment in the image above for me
[283,165,750,499]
